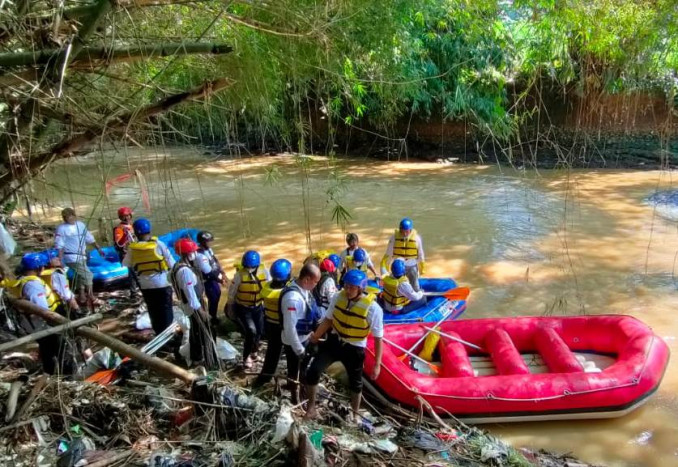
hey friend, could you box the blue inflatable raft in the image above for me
[41,228,200,290]
[366,277,467,324]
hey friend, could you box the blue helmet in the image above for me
[391,258,406,278]
[270,259,292,281]
[21,253,46,271]
[353,248,367,263]
[242,250,261,268]
[328,253,341,269]
[133,218,152,235]
[343,269,367,289]
[399,217,413,231]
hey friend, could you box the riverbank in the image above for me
[0,218,594,467]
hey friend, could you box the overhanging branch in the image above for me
[0,78,233,204]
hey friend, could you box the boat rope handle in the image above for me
[365,335,655,404]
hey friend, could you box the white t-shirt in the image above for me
[50,270,74,302]
[122,239,176,289]
[174,264,202,315]
[54,221,95,264]
[325,293,384,348]
[280,281,313,356]
[384,233,425,267]
[316,276,338,317]
[196,248,223,280]
[20,278,49,330]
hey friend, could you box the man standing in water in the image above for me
[304,269,383,422]
[380,217,425,291]
[55,208,105,309]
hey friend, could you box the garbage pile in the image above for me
[0,367,594,467]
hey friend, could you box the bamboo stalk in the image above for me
[0,313,103,353]
[0,42,233,68]
[9,298,196,384]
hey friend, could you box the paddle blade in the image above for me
[442,286,470,301]
[85,368,118,385]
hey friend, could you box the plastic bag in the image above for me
[216,338,238,361]
[0,222,16,257]
[135,311,152,330]
[271,406,293,443]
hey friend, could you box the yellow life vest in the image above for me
[381,275,410,309]
[17,275,61,313]
[39,268,65,281]
[345,256,368,272]
[261,281,286,324]
[393,228,419,259]
[1,278,21,299]
[235,265,267,307]
[332,290,376,342]
[129,237,168,275]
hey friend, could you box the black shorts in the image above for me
[306,334,366,393]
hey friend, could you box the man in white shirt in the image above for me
[17,253,77,375]
[171,238,218,369]
[280,263,321,403]
[44,255,80,316]
[195,231,226,325]
[305,269,383,422]
[378,258,427,314]
[380,217,425,291]
[123,218,176,337]
[339,233,379,278]
[54,208,105,308]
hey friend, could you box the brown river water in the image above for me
[23,146,678,466]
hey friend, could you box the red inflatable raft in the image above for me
[364,315,670,423]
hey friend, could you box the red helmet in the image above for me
[117,206,133,219]
[320,258,336,273]
[175,238,198,255]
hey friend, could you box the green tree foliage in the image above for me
[1,0,676,152]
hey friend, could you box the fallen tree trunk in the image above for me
[0,313,103,353]
[9,298,196,384]
[0,77,232,204]
[0,42,233,69]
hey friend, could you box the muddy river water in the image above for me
[27,146,678,466]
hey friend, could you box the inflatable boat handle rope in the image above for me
[366,335,654,403]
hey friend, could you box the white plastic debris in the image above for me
[272,406,294,443]
[135,311,152,330]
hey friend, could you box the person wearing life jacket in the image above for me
[305,269,384,421]
[195,231,226,325]
[171,238,218,369]
[380,217,425,291]
[17,253,76,375]
[113,207,136,258]
[41,254,80,316]
[253,258,293,388]
[113,206,140,296]
[327,254,342,282]
[279,262,321,403]
[340,233,379,278]
[312,258,338,316]
[55,207,106,309]
[227,250,270,369]
[123,218,176,336]
[378,258,426,314]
